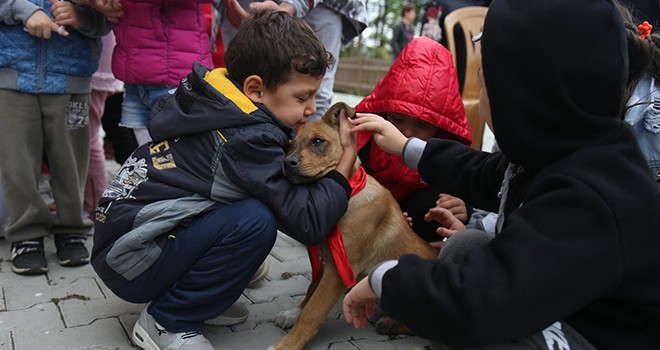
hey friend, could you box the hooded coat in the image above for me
[377,0,660,348]
[92,63,351,290]
[356,36,470,201]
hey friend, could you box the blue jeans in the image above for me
[120,84,173,128]
[113,198,278,332]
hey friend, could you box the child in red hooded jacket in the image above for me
[356,36,472,243]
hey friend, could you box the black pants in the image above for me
[101,92,138,164]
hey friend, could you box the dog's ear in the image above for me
[322,102,355,128]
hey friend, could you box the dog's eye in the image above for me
[311,137,324,146]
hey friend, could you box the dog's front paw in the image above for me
[273,307,301,329]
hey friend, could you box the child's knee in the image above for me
[236,198,278,242]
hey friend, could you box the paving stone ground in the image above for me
[0,231,432,350]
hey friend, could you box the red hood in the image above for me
[356,36,471,145]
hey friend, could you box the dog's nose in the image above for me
[284,156,300,169]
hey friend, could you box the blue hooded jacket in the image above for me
[0,0,110,93]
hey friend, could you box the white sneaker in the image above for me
[133,306,214,350]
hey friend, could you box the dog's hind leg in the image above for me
[269,264,346,350]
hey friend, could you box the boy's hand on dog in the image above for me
[335,108,359,180]
[402,212,414,227]
[350,113,407,156]
[436,194,468,223]
[343,278,377,329]
[425,206,465,248]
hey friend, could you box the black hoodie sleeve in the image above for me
[220,124,351,246]
[416,138,509,212]
[379,172,622,348]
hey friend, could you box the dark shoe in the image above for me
[203,301,249,326]
[54,234,89,267]
[375,316,415,336]
[11,238,48,275]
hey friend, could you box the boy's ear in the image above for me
[243,75,266,103]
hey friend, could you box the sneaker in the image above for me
[11,238,48,275]
[54,234,90,267]
[133,306,214,350]
[247,260,269,288]
[203,301,249,326]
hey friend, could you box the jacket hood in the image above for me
[356,37,471,145]
[149,63,292,141]
[482,0,628,168]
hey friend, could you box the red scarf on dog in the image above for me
[307,166,367,288]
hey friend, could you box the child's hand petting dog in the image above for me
[424,206,466,248]
[349,113,408,157]
[436,193,468,223]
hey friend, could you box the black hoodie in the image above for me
[378,0,660,348]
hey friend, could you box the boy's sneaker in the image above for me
[133,306,214,350]
[247,260,269,288]
[11,238,48,275]
[54,234,89,267]
[203,301,249,326]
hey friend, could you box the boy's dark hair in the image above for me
[616,0,660,111]
[402,3,416,17]
[224,10,334,91]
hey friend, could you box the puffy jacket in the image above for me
[111,0,213,86]
[355,37,470,200]
[0,0,111,93]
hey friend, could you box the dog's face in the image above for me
[283,102,355,184]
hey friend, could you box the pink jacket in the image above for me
[112,0,213,86]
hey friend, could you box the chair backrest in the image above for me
[444,6,487,100]
[444,6,488,150]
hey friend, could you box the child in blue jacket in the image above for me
[0,0,110,275]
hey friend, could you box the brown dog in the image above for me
[269,102,438,350]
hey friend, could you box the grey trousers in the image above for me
[432,230,596,350]
[0,89,91,242]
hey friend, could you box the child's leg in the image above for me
[84,90,110,216]
[303,5,341,120]
[41,93,91,235]
[0,89,53,242]
[101,92,138,164]
[429,321,596,349]
[120,84,172,146]
[114,198,278,332]
[437,229,493,263]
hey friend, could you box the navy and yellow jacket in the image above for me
[92,63,351,289]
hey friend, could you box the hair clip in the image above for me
[638,21,653,39]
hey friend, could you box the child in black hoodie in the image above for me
[343,0,660,349]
